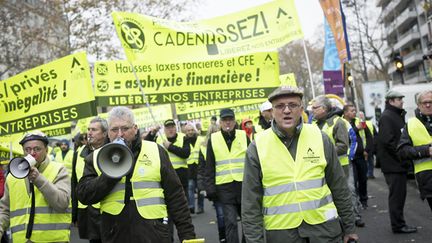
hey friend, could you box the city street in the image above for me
[71,168,432,243]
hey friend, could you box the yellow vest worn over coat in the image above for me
[187,136,204,165]
[55,150,73,175]
[211,130,247,185]
[75,146,100,209]
[317,117,349,166]
[95,140,168,219]
[156,133,188,169]
[8,162,71,242]
[407,117,432,174]
[255,124,338,230]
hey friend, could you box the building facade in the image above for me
[377,0,432,84]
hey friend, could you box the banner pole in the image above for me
[302,39,315,99]
[129,61,166,141]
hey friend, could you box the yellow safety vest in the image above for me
[8,162,71,242]
[76,146,100,209]
[256,124,338,230]
[96,140,168,219]
[366,120,374,136]
[315,117,349,166]
[55,149,74,175]
[156,133,188,169]
[212,130,247,185]
[407,117,432,174]
[200,146,207,161]
[187,136,204,165]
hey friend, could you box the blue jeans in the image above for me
[213,201,225,230]
[188,179,204,210]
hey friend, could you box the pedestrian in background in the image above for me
[377,90,417,234]
[205,108,250,243]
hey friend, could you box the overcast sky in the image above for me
[196,0,324,40]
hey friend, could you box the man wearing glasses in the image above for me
[76,106,195,243]
[398,90,432,212]
[242,86,357,243]
[0,131,71,242]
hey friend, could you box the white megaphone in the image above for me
[96,138,133,179]
[9,154,37,179]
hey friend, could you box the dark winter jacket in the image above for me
[397,108,432,199]
[377,103,409,173]
[76,132,195,243]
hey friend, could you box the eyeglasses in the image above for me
[420,101,432,106]
[24,146,44,153]
[273,103,302,111]
[110,126,132,133]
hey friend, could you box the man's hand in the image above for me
[343,233,359,243]
[363,151,368,161]
[150,126,161,136]
[163,141,171,149]
[28,166,40,183]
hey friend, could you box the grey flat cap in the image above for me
[268,86,303,102]
[385,90,405,99]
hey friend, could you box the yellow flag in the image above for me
[0,52,96,136]
[112,0,303,62]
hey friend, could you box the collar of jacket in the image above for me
[415,108,432,131]
[167,133,178,143]
[35,155,50,172]
[385,103,406,116]
[271,117,303,139]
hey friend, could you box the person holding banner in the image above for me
[74,117,109,243]
[205,108,250,243]
[0,131,71,242]
[145,119,191,198]
[76,107,195,243]
[242,86,358,243]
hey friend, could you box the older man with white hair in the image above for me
[398,90,432,212]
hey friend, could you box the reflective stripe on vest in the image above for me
[256,125,338,230]
[407,117,432,174]
[316,117,349,166]
[187,136,204,165]
[157,133,188,169]
[97,140,168,219]
[7,161,71,242]
[212,130,247,185]
[55,149,73,175]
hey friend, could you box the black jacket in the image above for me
[76,132,195,243]
[377,103,409,173]
[397,108,432,198]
